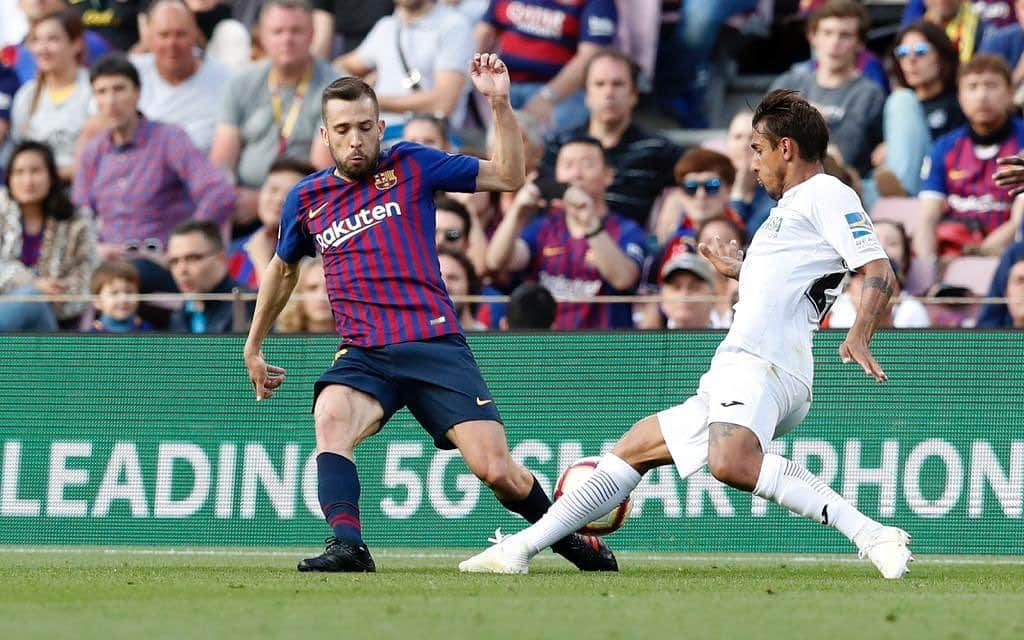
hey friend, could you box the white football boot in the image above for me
[458,529,531,574]
[855,526,914,579]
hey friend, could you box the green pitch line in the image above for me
[1,549,1021,640]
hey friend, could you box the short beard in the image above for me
[333,149,379,182]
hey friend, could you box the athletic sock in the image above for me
[517,454,641,556]
[499,475,583,555]
[498,475,552,524]
[753,453,880,542]
[317,452,364,546]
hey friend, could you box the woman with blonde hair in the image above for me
[10,10,92,182]
[276,256,334,333]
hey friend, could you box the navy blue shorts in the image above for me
[313,334,502,450]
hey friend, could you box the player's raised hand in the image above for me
[994,154,1024,196]
[245,350,286,401]
[839,335,887,383]
[470,53,510,100]
[698,235,744,280]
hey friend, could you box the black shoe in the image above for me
[551,533,618,572]
[297,537,376,572]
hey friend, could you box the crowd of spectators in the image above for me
[1,0,1024,334]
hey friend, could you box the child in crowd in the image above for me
[88,260,153,332]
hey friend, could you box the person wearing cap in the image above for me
[658,250,717,329]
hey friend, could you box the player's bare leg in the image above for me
[298,385,383,573]
[459,415,671,573]
[708,422,913,579]
[448,420,618,571]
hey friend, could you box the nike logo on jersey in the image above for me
[308,202,328,219]
[720,401,745,407]
[476,397,493,406]
[314,202,403,250]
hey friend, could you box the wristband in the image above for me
[584,224,604,239]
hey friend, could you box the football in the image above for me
[553,457,633,536]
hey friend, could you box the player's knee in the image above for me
[708,447,755,490]
[313,403,359,450]
[473,455,518,492]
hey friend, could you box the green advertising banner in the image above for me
[0,332,1022,554]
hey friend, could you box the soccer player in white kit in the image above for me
[460,90,914,579]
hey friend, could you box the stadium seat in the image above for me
[940,256,1000,295]
[870,197,920,235]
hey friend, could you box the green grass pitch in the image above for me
[2,548,1022,640]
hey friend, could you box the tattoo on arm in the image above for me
[862,275,894,320]
[864,276,894,297]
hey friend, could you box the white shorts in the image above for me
[657,348,812,479]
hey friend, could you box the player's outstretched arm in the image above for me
[243,255,301,401]
[839,258,896,383]
[698,235,744,280]
[471,53,526,193]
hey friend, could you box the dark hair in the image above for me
[959,53,1012,85]
[806,0,870,43]
[752,89,829,162]
[673,148,737,186]
[90,52,141,88]
[321,76,379,122]
[506,282,556,330]
[5,141,75,221]
[26,10,85,121]
[406,113,449,143]
[437,246,481,312]
[434,194,471,235]
[171,219,224,250]
[267,156,316,178]
[890,21,959,93]
[91,259,141,294]
[696,215,747,249]
[556,134,608,166]
[584,48,641,92]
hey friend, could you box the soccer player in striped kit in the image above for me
[243,53,617,573]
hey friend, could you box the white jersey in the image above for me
[719,173,888,388]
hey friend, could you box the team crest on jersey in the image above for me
[374,169,398,191]
[844,212,874,239]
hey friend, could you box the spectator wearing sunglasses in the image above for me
[869,22,964,199]
[654,148,746,248]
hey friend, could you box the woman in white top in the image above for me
[11,10,93,182]
[828,220,930,328]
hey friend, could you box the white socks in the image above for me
[753,453,879,541]
[517,453,641,556]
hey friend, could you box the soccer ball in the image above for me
[553,457,632,536]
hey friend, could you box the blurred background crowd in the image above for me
[1,0,1023,334]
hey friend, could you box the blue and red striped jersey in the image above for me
[227,234,259,289]
[484,0,617,84]
[276,142,479,346]
[521,210,647,329]
[920,119,1024,235]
